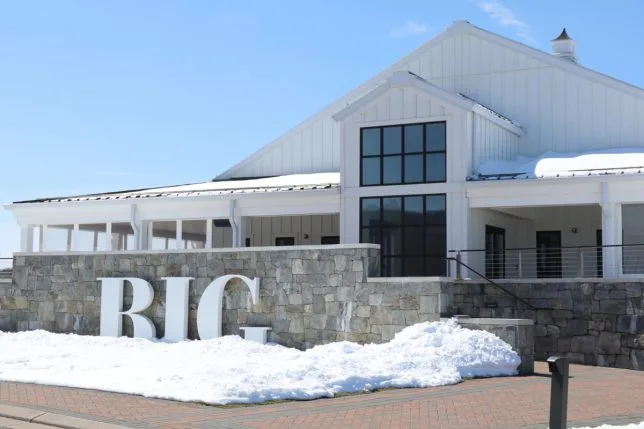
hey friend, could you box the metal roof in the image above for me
[469,166,644,181]
[14,173,341,205]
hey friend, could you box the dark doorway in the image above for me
[321,236,340,245]
[596,229,603,278]
[275,237,295,246]
[485,225,506,279]
[537,231,562,278]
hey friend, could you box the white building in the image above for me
[7,21,644,279]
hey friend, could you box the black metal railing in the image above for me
[448,243,644,279]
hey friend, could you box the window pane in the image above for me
[426,122,446,151]
[382,256,403,277]
[404,226,425,255]
[361,227,381,245]
[381,227,402,255]
[426,195,446,225]
[383,126,402,154]
[404,124,423,153]
[404,257,425,277]
[383,156,402,184]
[362,128,380,156]
[382,197,402,226]
[275,237,295,246]
[362,157,380,185]
[426,256,446,276]
[361,198,381,227]
[404,154,423,183]
[426,225,447,256]
[404,196,424,225]
[426,153,446,182]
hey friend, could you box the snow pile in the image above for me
[476,148,644,179]
[0,320,520,404]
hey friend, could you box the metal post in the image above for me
[455,251,463,280]
[547,356,569,429]
[518,250,523,278]
[580,250,585,278]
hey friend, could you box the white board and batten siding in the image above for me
[473,115,521,170]
[210,215,340,248]
[338,83,470,253]
[218,22,644,181]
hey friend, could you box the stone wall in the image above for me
[446,280,644,370]
[2,245,443,349]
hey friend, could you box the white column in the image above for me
[71,224,80,251]
[206,219,213,249]
[601,203,622,278]
[175,220,183,250]
[93,231,99,251]
[20,226,34,252]
[40,225,48,252]
[237,217,246,247]
[105,222,113,251]
[66,227,73,251]
[229,200,239,247]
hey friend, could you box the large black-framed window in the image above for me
[360,194,446,277]
[361,122,446,186]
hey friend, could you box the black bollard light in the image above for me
[547,356,570,429]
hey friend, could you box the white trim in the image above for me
[205,219,213,249]
[105,222,113,251]
[175,220,182,250]
[471,105,524,137]
[14,243,380,257]
[332,71,474,121]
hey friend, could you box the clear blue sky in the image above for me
[1,0,644,257]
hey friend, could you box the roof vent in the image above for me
[551,28,577,63]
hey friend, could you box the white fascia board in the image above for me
[333,71,474,122]
[462,22,644,99]
[7,188,341,226]
[472,105,524,137]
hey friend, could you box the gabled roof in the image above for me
[332,71,524,136]
[217,20,644,179]
[11,173,340,205]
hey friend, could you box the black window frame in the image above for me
[275,237,295,246]
[360,121,447,187]
[359,193,447,277]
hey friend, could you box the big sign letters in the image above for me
[98,275,260,341]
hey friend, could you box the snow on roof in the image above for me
[471,149,644,180]
[15,172,341,204]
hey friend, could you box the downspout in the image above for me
[229,199,238,247]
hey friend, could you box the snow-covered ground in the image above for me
[476,148,644,179]
[0,320,520,404]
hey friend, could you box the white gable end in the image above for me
[217,21,644,180]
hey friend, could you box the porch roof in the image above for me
[12,172,341,205]
[471,148,644,181]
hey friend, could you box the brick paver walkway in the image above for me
[0,362,643,429]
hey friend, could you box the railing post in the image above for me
[579,250,585,278]
[456,251,463,280]
[547,356,569,429]
[518,250,523,278]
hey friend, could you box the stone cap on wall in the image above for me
[367,277,449,282]
[456,318,534,326]
[14,243,381,257]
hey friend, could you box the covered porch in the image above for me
[8,173,341,253]
[463,176,644,279]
